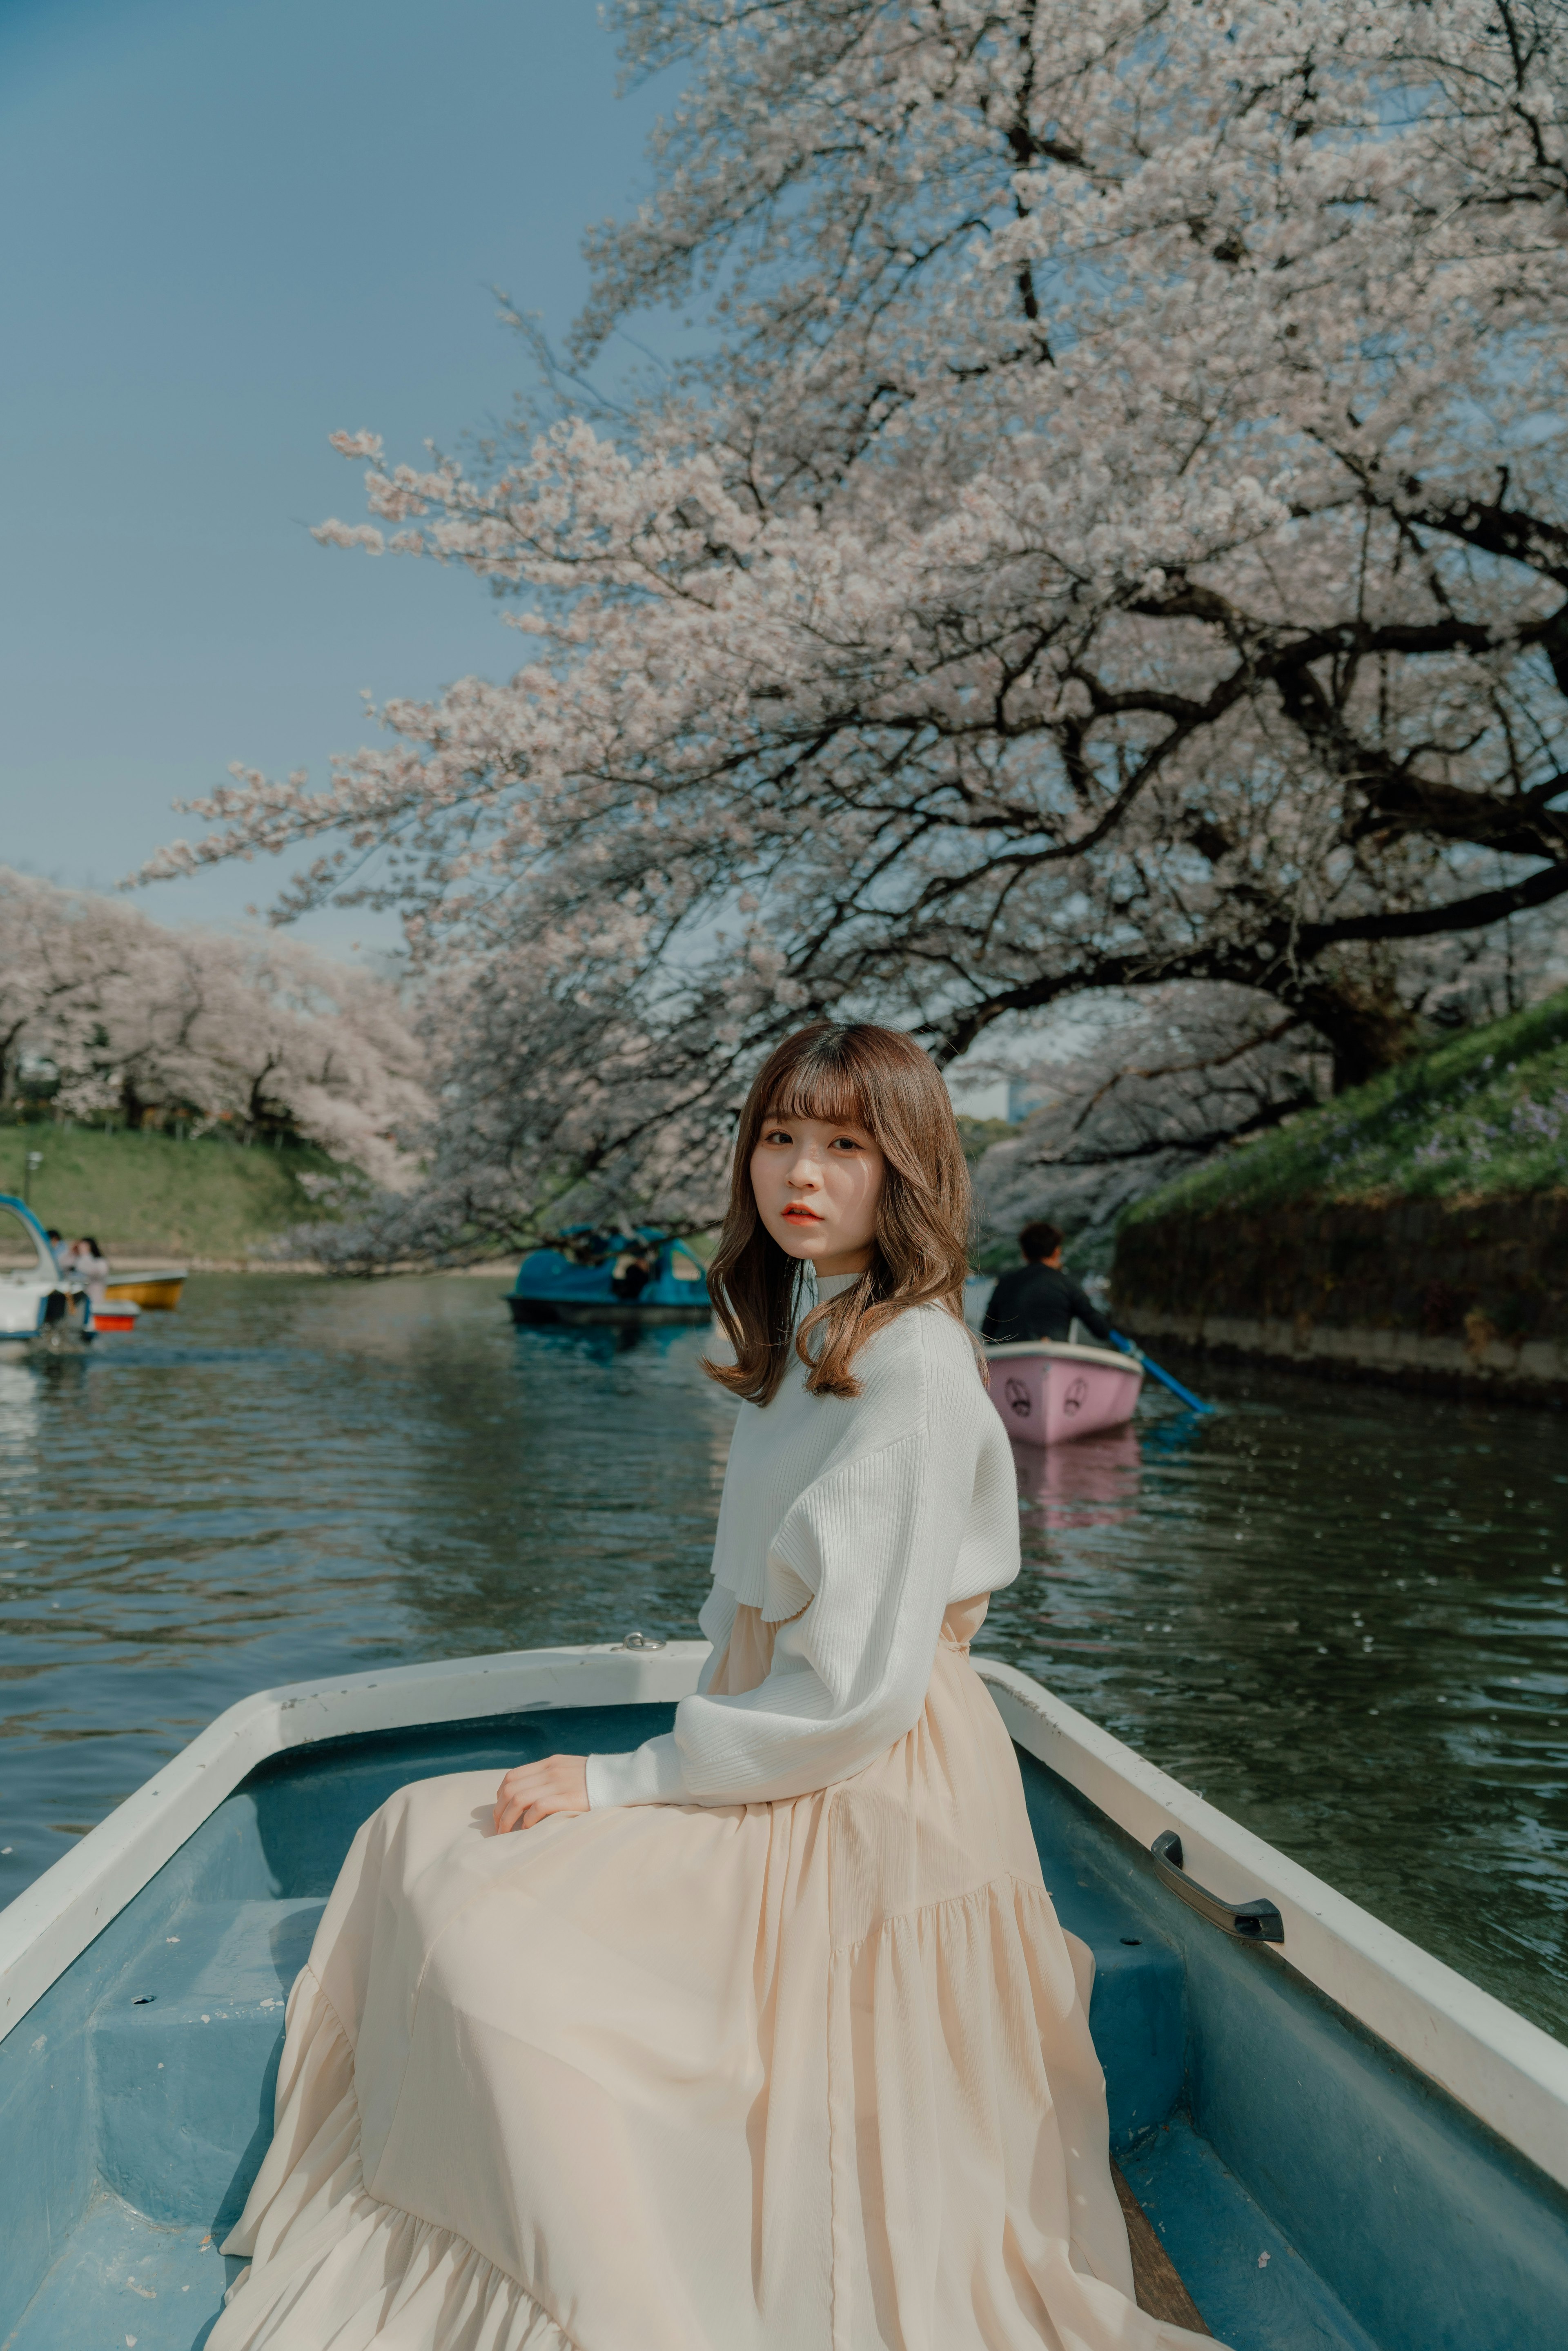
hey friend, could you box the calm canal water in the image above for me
[2,1275,1564,2039]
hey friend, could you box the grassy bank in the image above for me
[1125,987,1568,1229]
[0,1124,349,1261]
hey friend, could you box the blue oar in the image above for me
[1110,1329,1212,1415]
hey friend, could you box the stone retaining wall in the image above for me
[1110,1192,1568,1402]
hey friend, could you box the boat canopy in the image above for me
[0,1196,65,1343]
[0,1196,58,1282]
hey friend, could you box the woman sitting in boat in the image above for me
[982,1218,1116,1347]
[65,1235,111,1313]
[212,1022,1216,2351]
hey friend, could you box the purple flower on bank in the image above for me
[1509,1091,1568,1143]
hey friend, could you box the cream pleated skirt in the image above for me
[212,1600,1218,2350]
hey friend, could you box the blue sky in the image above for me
[0,0,670,949]
[0,0,1012,1110]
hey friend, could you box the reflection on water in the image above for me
[1,1275,1564,2042]
[1009,1425,1142,1525]
[0,1357,41,1463]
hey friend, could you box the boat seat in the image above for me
[1029,1814,1187,2154]
[90,1896,326,2232]
[4,2192,230,2351]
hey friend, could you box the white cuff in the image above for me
[585,1734,687,1809]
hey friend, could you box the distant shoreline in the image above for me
[122,1257,521,1278]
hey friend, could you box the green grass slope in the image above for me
[1125,988,1568,1226]
[0,1125,349,1261]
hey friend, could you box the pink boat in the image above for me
[984,1340,1144,1446]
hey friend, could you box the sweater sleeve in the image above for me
[585,1324,990,1809]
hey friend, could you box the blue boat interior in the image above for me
[3,1702,1565,2351]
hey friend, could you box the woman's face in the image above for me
[749,1107,886,1277]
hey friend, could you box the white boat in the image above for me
[1,1642,1565,2346]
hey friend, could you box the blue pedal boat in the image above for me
[507,1228,711,1327]
[0,1193,89,1346]
[2,1645,1565,2349]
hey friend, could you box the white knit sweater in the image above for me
[584,1280,1020,1809]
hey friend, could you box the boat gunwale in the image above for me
[1,1642,1565,2197]
[102,1267,187,1301]
[976,1662,1568,2195]
[984,1339,1143,1375]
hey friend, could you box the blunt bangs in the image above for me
[765,1052,873,1137]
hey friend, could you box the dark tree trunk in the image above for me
[1290,978,1419,1094]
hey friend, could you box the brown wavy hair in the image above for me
[703,1022,976,1406]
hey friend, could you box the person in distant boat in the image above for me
[66,1236,111,1310]
[211,1025,1218,2351]
[610,1241,657,1301]
[45,1228,69,1275]
[982,1219,1116,1347]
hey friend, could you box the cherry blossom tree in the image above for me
[142,0,1568,1240]
[971,905,1568,1257]
[0,870,429,1186]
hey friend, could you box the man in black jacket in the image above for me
[981,1221,1116,1346]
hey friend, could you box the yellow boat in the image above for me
[102,1266,187,1311]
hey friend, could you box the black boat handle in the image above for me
[1151,1831,1285,1943]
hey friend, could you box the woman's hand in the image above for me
[492,1754,590,1834]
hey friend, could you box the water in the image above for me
[2,1275,1564,2039]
